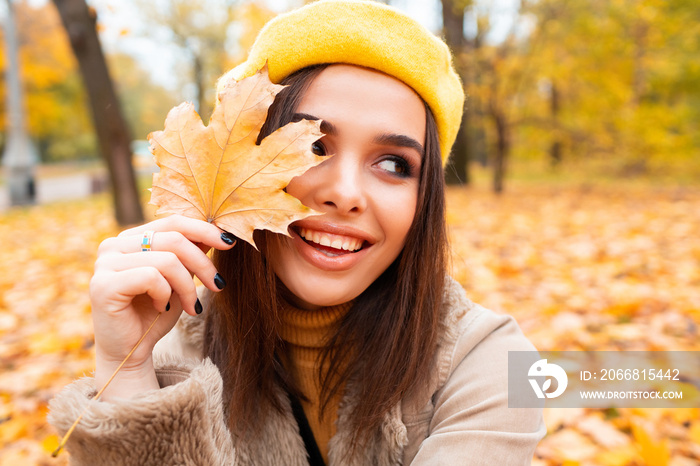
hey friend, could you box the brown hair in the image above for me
[204,65,448,448]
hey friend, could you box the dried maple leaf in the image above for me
[148,65,325,248]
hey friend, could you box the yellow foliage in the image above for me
[5,2,83,134]
[482,0,700,171]
[1,1,94,161]
[690,422,700,446]
[595,445,639,466]
[632,423,671,466]
[668,408,700,425]
[41,434,60,454]
[229,1,276,66]
[0,416,28,445]
[446,184,700,465]
[0,195,117,462]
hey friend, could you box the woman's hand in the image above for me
[89,215,236,400]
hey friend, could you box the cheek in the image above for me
[284,170,313,205]
[375,185,418,248]
[264,237,296,289]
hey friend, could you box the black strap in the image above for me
[288,393,326,466]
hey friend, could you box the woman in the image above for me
[49,1,545,464]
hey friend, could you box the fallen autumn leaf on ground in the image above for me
[1,182,699,464]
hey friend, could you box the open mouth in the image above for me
[297,227,367,257]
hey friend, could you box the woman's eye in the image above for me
[311,141,327,156]
[376,156,411,177]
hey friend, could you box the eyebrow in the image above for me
[292,113,336,136]
[292,112,425,156]
[374,133,424,156]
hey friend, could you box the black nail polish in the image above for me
[165,302,171,312]
[195,298,203,315]
[221,232,237,245]
[214,273,226,290]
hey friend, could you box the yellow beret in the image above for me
[222,0,464,165]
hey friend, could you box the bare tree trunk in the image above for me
[440,0,471,185]
[631,21,648,107]
[549,80,562,168]
[53,0,144,226]
[445,108,471,184]
[492,109,509,194]
[193,53,208,122]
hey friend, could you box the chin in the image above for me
[280,275,364,310]
[267,233,376,310]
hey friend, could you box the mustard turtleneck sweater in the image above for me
[279,301,352,464]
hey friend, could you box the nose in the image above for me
[288,152,367,216]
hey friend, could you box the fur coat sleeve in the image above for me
[47,354,237,465]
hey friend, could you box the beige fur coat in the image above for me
[48,278,545,465]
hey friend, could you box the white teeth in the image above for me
[343,238,361,251]
[299,228,364,252]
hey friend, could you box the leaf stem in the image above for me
[51,312,162,457]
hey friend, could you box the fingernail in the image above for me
[165,302,171,312]
[221,232,237,245]
[195,298,203,315]
[214,273,226,290]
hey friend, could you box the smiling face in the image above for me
[266,65,427,310]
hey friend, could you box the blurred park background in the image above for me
[0,0,699,464]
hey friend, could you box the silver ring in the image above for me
[141,230,155,252]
